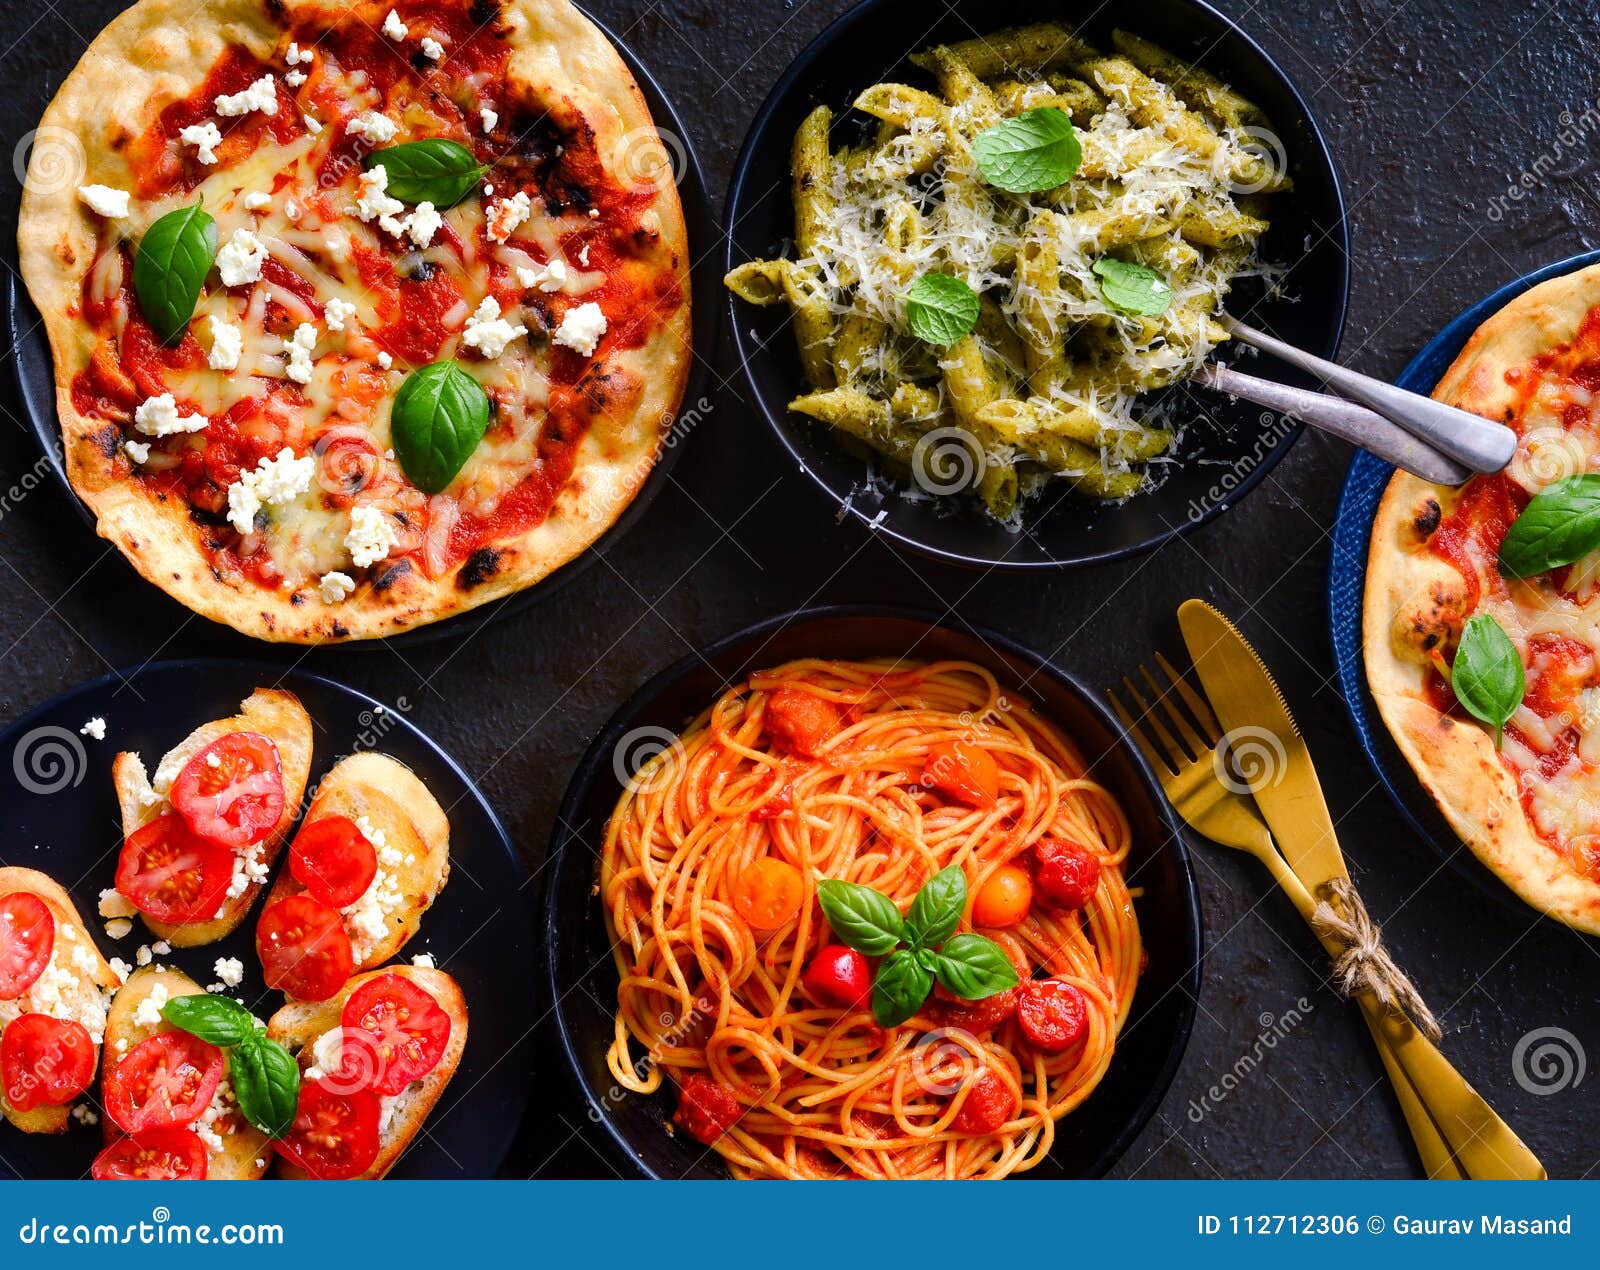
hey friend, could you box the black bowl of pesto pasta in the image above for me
[724,0,1349,569]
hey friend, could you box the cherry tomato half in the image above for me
[924,740,1000,808]
[290,816,377,908]
[729,858,805,932]
[0,892,54,1000]
[115,813,233,923]
[257,895,355,1002]
[1035,840,1101,911]
[802,944,871,1009]
[339,974,451,1095]
[104,1031,225,1133]
[972,864,1033,928]
[952,1069,1017,1135]
[92,1128,209,1180]
[168,731,284,850]
[1,1014,94,1111]
[275,1077,381,1179]
[1016,978,1090,1056]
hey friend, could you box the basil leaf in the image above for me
[971,108,1081,193]
[906,273,979,347]
[1452,613,1525,748]
[229,1033,300,1138]
[871,948,934,1028]
[903,865,966,949]
[391,361,491,494]
[1093,258,1174,317]
[133,202,217,345]
[363,140,485,207]
[161,993,255,1047]
[817,879,904,955]
[1498,474,1600,578]
[933,934,1020,1001]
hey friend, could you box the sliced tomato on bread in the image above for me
[267,965,467,1179]
[112,689,312,948]
[0,867,117,1134]
[258,753,449,995]
[101,965,269,1180]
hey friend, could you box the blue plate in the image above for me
[0,661,536,1179]
[1329,250,1600,914]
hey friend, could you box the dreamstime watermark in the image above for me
[14,125,86,195]
[612,724,686,794]
[588,985,718,1120]
[1187,997,1315,1123]
[1227,126,1289,197]
[1212,725,1289,796]
[1184,410,1295,523]
[1511,1026,1585,1096]
[0,449,62,526]
[16,1208,283,1247]
[911,426,987,497]
[609,127,691,189]
[13,725,88,796]
[1486,99,1600,223]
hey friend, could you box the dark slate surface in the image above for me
[0,0,1596,1179]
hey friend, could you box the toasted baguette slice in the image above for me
[101,965,269,1179]
[113,688,313,948]
[0,867,117,1134]
[261,753,449,975]
[267,965,468,1179]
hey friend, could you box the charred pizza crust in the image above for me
[1365,262,1600,933]
[17,0,690,642]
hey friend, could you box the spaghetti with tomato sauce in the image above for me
[600,658,1142,1180]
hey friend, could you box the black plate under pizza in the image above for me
[725,0,1349,569]
[0,660,536,1179]
[4,3,717,650]
[544,605,1201,1180]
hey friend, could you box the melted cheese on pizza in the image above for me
[69,3,682,603]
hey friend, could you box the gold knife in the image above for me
[1177,598,1546,1181]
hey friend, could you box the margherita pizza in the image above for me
[18,0,690,642]
[1367,262,1600,933]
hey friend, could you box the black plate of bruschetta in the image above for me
[0,661,536,1180]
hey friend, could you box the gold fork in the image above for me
[1110,654,1463,1180]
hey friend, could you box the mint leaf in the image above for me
[972,108,1081,193]
[1093,258,1174,316]
[906,273,979,346]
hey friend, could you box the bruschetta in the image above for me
[94,965,269,1180]
[255,753,449,1001]
[112,689,312,948]
[0,867,117,1134]
[267,965,467,1179]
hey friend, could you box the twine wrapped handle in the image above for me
[1310,878,1442,1042]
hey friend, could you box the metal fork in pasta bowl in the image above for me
[542,605,1201,1179]
[725,0,1349,568]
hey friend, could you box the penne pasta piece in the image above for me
[911,23,1099,79]
[792,105,834,256]
[1111,30,1268,132]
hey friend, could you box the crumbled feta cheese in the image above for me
[103,918,132,940]
[324,296,358,331]
[99,888,135,919]
[132,982,168,1028]
[303,114,322,135]
[382,9,408,38]
[216,227,267,286]
[79,717,106,741]
[377,351,393,370]
[411,953,436,969]
[480,105,498,132]
[216,76,278,117]
[485,190,531,242]
[348,165,404,224]
[71,1104,99,1126]
[319,571,356,603]
[282,323,317,384]
[348,112,397,145]
[345,505,397,568]
[311,1027,344,1074]
[124,440,151,465]
[285,198,302,219]
[286,42,313,66]
[420,36,444,60]
[222,840,270,903]
[226,447,316,534]
[206,753,221,769]
[151,940,171,955]
[134,393,208,437]
[180,122,223,164]
[402,201,442,247]
[213,956,245,988]
[285,68,308,88]
[77,184,130,218]
[341,819,405,961]
[461,295,527,358]
[207,315,243,371]
[134,944,152,967]
[243,191,272,211]
[516,258,568,292]
[553,302,607,357]
[577,243,591,267]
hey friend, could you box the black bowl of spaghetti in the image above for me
[544,606,1200,1180]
